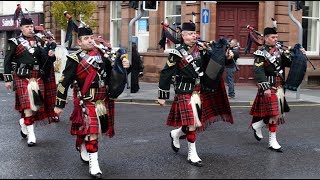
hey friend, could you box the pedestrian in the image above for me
[250,27,306,152]
[3,17,56,147]
[225,39,240,99]
[130,42,143,93]
[42,31,60,123]
[157,22,233,167]
[54,26,130,178]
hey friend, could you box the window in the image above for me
[164,1,181,49]
[110,1,122,48]
[302,1,320,56]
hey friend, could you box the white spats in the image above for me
[252,120,265,141]
[269,131,281,150]
[187,142,202,167]
[88,152,102,178]
[26,124,36,146]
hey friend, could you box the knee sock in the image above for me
[24,116,34,126]
[186,131,196,143]
[85,140,99,153]
[269,124,277,132]
[76,135,85,151]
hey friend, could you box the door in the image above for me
[216,2,259,57]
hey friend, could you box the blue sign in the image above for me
[202,9,209,24]
[138,19,148,32]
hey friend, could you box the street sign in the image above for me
[202,9,209,24]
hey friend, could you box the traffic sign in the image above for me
[202,9,209,24]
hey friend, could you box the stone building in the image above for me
[43,1,320,87]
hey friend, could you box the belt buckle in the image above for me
[33,65,39,70]
[195,78,200,85]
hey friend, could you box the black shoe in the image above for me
[252,127,262,141]
[27,142,36,147]
[188,159,203,167]
[20,130,27,139]
[269,146,283,153]
[90,172,102,179]
[170,132,179,153]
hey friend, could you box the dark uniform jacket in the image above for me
[225,46,240,68]
[158,43,212,99]
[253,45,292,91]
[55,49,113,108]
[4,35,52,82]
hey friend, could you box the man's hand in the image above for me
[264,89,271,97]
[121,56,130,68]
[54,107,63,117]
[300,48,306,55]
[5,82,12,91]
[157,99,166,106]
[226,49,234,60]
[48,50,55,57]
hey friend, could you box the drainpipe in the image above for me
[288,1,303,100]
[127,2,144,98]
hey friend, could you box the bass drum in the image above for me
[54,45,69,84]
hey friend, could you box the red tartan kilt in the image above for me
[166,79,234,129]
[166,94,195,127]
[250,89,279,117]
[43,68,57,118]
[200,78,234,130]
[14,71,46,121]
[70,99,115,138]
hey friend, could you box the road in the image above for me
[0,83,320,179]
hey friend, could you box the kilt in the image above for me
[250,76,285,125]
[43,67,57,118]
[166,85,201,127]
[249,89,285,125]
[200,78,234,131]
[70,87,115,138]
[13,70,47,122]
[166,78,233,132]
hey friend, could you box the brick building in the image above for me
[43,1,320,88]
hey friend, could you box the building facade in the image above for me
[43,1,320,87]
[0,1,44,59]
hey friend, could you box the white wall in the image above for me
[0,1,43,15]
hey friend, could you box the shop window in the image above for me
[164,1,181,49]
[110,1,122,48]
[302,1,320,56]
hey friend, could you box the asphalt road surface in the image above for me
[1,88,320,179]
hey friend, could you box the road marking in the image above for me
[116,101,320,107]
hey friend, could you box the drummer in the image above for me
[249,26,306,153]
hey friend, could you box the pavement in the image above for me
[116,81,320,105]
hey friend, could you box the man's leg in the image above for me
[85,134,102,178]
[170,126,187,152]
[186,125,202,167]
[23,109,36,147]
[251,116,266,141]
[268,116,283,152]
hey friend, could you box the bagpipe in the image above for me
[244,24,316,91]
[158,21,231,89]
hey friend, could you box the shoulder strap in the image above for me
[261,49,283,74]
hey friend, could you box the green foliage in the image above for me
[51,1,97,31]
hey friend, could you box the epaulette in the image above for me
[66,49,81,63]
[253,50,264,57]
[8,38,18,45]
[168,49,182,58]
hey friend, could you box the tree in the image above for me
[51,1,97,48]
[51,1,97,30]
